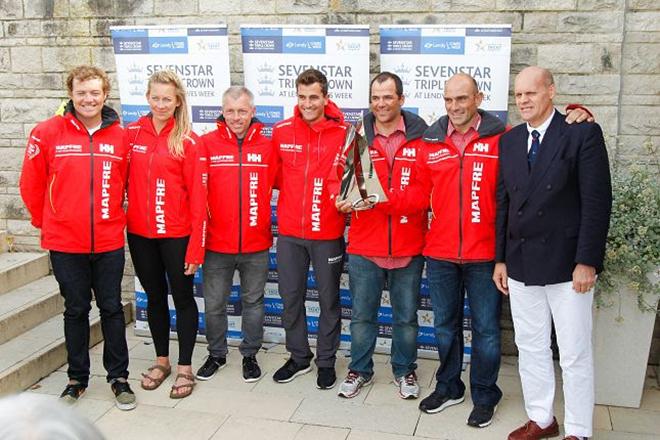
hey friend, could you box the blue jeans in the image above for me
[348,255,423,378]
[50,248,129,385]
[426,258,502,407]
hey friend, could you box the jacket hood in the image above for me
[64,100,120,130]
[293,98,345,127]
[422,109,506,143]
[362,109,428,145]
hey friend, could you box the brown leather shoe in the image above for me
[508,417,560,440]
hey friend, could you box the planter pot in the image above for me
[593,288,659,408]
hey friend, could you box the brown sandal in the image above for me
[169,373,196,399]
[140,364,172,391]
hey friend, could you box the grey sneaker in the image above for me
[395,371,419,399]
[337,371,372,398]
[111,379,136,411]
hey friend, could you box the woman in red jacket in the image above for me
[125,70,207,399]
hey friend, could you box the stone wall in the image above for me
[0,0,658,363]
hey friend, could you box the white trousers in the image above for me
[508,278,594,438]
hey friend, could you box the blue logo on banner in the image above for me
[417,326,436,344]
[402,107,419,115]
[136,291,148,307]
[242,35,282,53]
[264,298,284,315]
[241,27,282,37]
[466,27,512,37]
[307,316,320,333]
[111,28,149,38]
[149,37,188,54]
[121,105,150,123]
[326,27,369,36]
[268,252,277,269]
[255,106,284,124]
[188,27,227,36]
[381,36,421,54]
[230,285,240,300]
[282,36,325,54]
[340,289,351,306]
[420,37,464,54]
[113,37,149,54]
[378,306,393,324]
[341,108,367,124]
[380,28,421,37]
[192,106,221,123]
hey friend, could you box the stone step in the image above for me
[0,252,49,296]
[0,276,62,345]
[0,301,132,396]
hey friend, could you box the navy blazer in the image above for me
[495,111,612,286]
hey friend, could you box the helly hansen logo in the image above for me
[247,153,262,163]
[473,142,489,153]
[402,147,416,158]
[99,143,115,154]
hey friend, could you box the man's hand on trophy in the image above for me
[335,198,354,213]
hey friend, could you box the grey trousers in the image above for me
[202,250,268,358]
[276,235,345,368]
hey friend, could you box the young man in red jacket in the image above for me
[196,86,276,383]
[389,73,594,428]
[19,65,135,410]
[271,69,349,389]
[334,72,428,400]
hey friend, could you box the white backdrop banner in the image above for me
[380,24,512,125]
[241,25,370,136]
[110,25,231,134]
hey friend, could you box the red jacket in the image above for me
[272,100,348,240]
[201,118,276,254]
[338,110,428,257]
[390,110,507,262]
[125,116,208,264]
[20,103,128,253]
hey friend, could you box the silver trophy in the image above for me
[339,123,388,210]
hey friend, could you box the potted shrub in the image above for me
[593,142,659,408]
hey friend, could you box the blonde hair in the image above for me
[147,70,191,158]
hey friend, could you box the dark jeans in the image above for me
[128,233,198,366]
[348,254,424,378]
[426,258,503,407]
[50,248,129,385]
[203,250,268,358]
[276,235,345,368]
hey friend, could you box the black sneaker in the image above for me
[467,404,496,428]
[110,379,137,411]
[418,391,465,414]
[59,382,86,404]
[316,367,336,389]
[195,355,226,380]
[272,358,311,383]
[242,356,262,383]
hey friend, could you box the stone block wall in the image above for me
[0,0,658,362]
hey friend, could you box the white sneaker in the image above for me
[337,371,372,398]
[395,371,420,399]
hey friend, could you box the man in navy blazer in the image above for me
[493,66,612,440]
